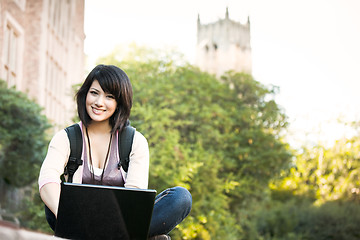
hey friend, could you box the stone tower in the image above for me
[196,8,252,77]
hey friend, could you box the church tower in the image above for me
[196,8,252,77]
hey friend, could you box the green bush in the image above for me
[254,200,360,240]
[19,182,52,233]
[0,80,50,187]
[0,80,50,232]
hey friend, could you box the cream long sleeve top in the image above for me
[38,123,149,191]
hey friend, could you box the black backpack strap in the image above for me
[117,125,135,172]
[64,123,83,183]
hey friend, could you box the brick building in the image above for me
[0,0,85,128]
[196,8,252,77]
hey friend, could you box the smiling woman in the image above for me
[38,64,192,239]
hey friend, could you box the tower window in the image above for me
[213,43,218,50]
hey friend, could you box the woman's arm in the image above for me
[40,183,61,216]
[38,129,70,216]
[124,131,149,189]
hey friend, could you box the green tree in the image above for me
[219,72,291,208]
[260,123,360,240]
[0,80,50,187]
[271,134,360,204]
[97,45,291,239]
[0,79,50,233]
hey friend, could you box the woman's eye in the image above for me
[107,95,115,99]
[90,91,98,95]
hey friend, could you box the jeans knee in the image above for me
[173,186,192,214]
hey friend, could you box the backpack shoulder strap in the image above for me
[117,125,135,172]
[64,123,83,183]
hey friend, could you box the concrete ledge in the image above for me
[0,221,64,240]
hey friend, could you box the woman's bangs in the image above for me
[94,70,121,98]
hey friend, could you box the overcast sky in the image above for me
[84,0,360,148]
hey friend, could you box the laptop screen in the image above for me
[55,182,156,240]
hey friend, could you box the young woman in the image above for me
[38,64,192,239]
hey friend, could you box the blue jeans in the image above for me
[45,186,192,237]
[148,186,192,237]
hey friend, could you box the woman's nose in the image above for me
[95,95,104,106]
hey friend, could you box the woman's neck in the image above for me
[86,120,112,134]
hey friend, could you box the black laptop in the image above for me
[55,182,156,240]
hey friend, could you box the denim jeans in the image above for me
[45,186,192,237]
[148,186,192,236]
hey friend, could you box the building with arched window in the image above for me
[0,0,85,128]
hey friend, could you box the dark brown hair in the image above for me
[76,64,133,133]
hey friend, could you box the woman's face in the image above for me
[86,80,117,124]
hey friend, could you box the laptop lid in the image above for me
[55,182,156,240]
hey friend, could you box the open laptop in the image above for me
[55,182,156,240]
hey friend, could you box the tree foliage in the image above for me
[0,80,50,187]
[253,199,360,240]
[260,125,360,240]
[271,134,360,204]
[14,45,360,239]
[98,45,291,239]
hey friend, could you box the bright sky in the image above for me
[84,0,360,148]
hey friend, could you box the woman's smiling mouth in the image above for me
[92,107,105,114]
